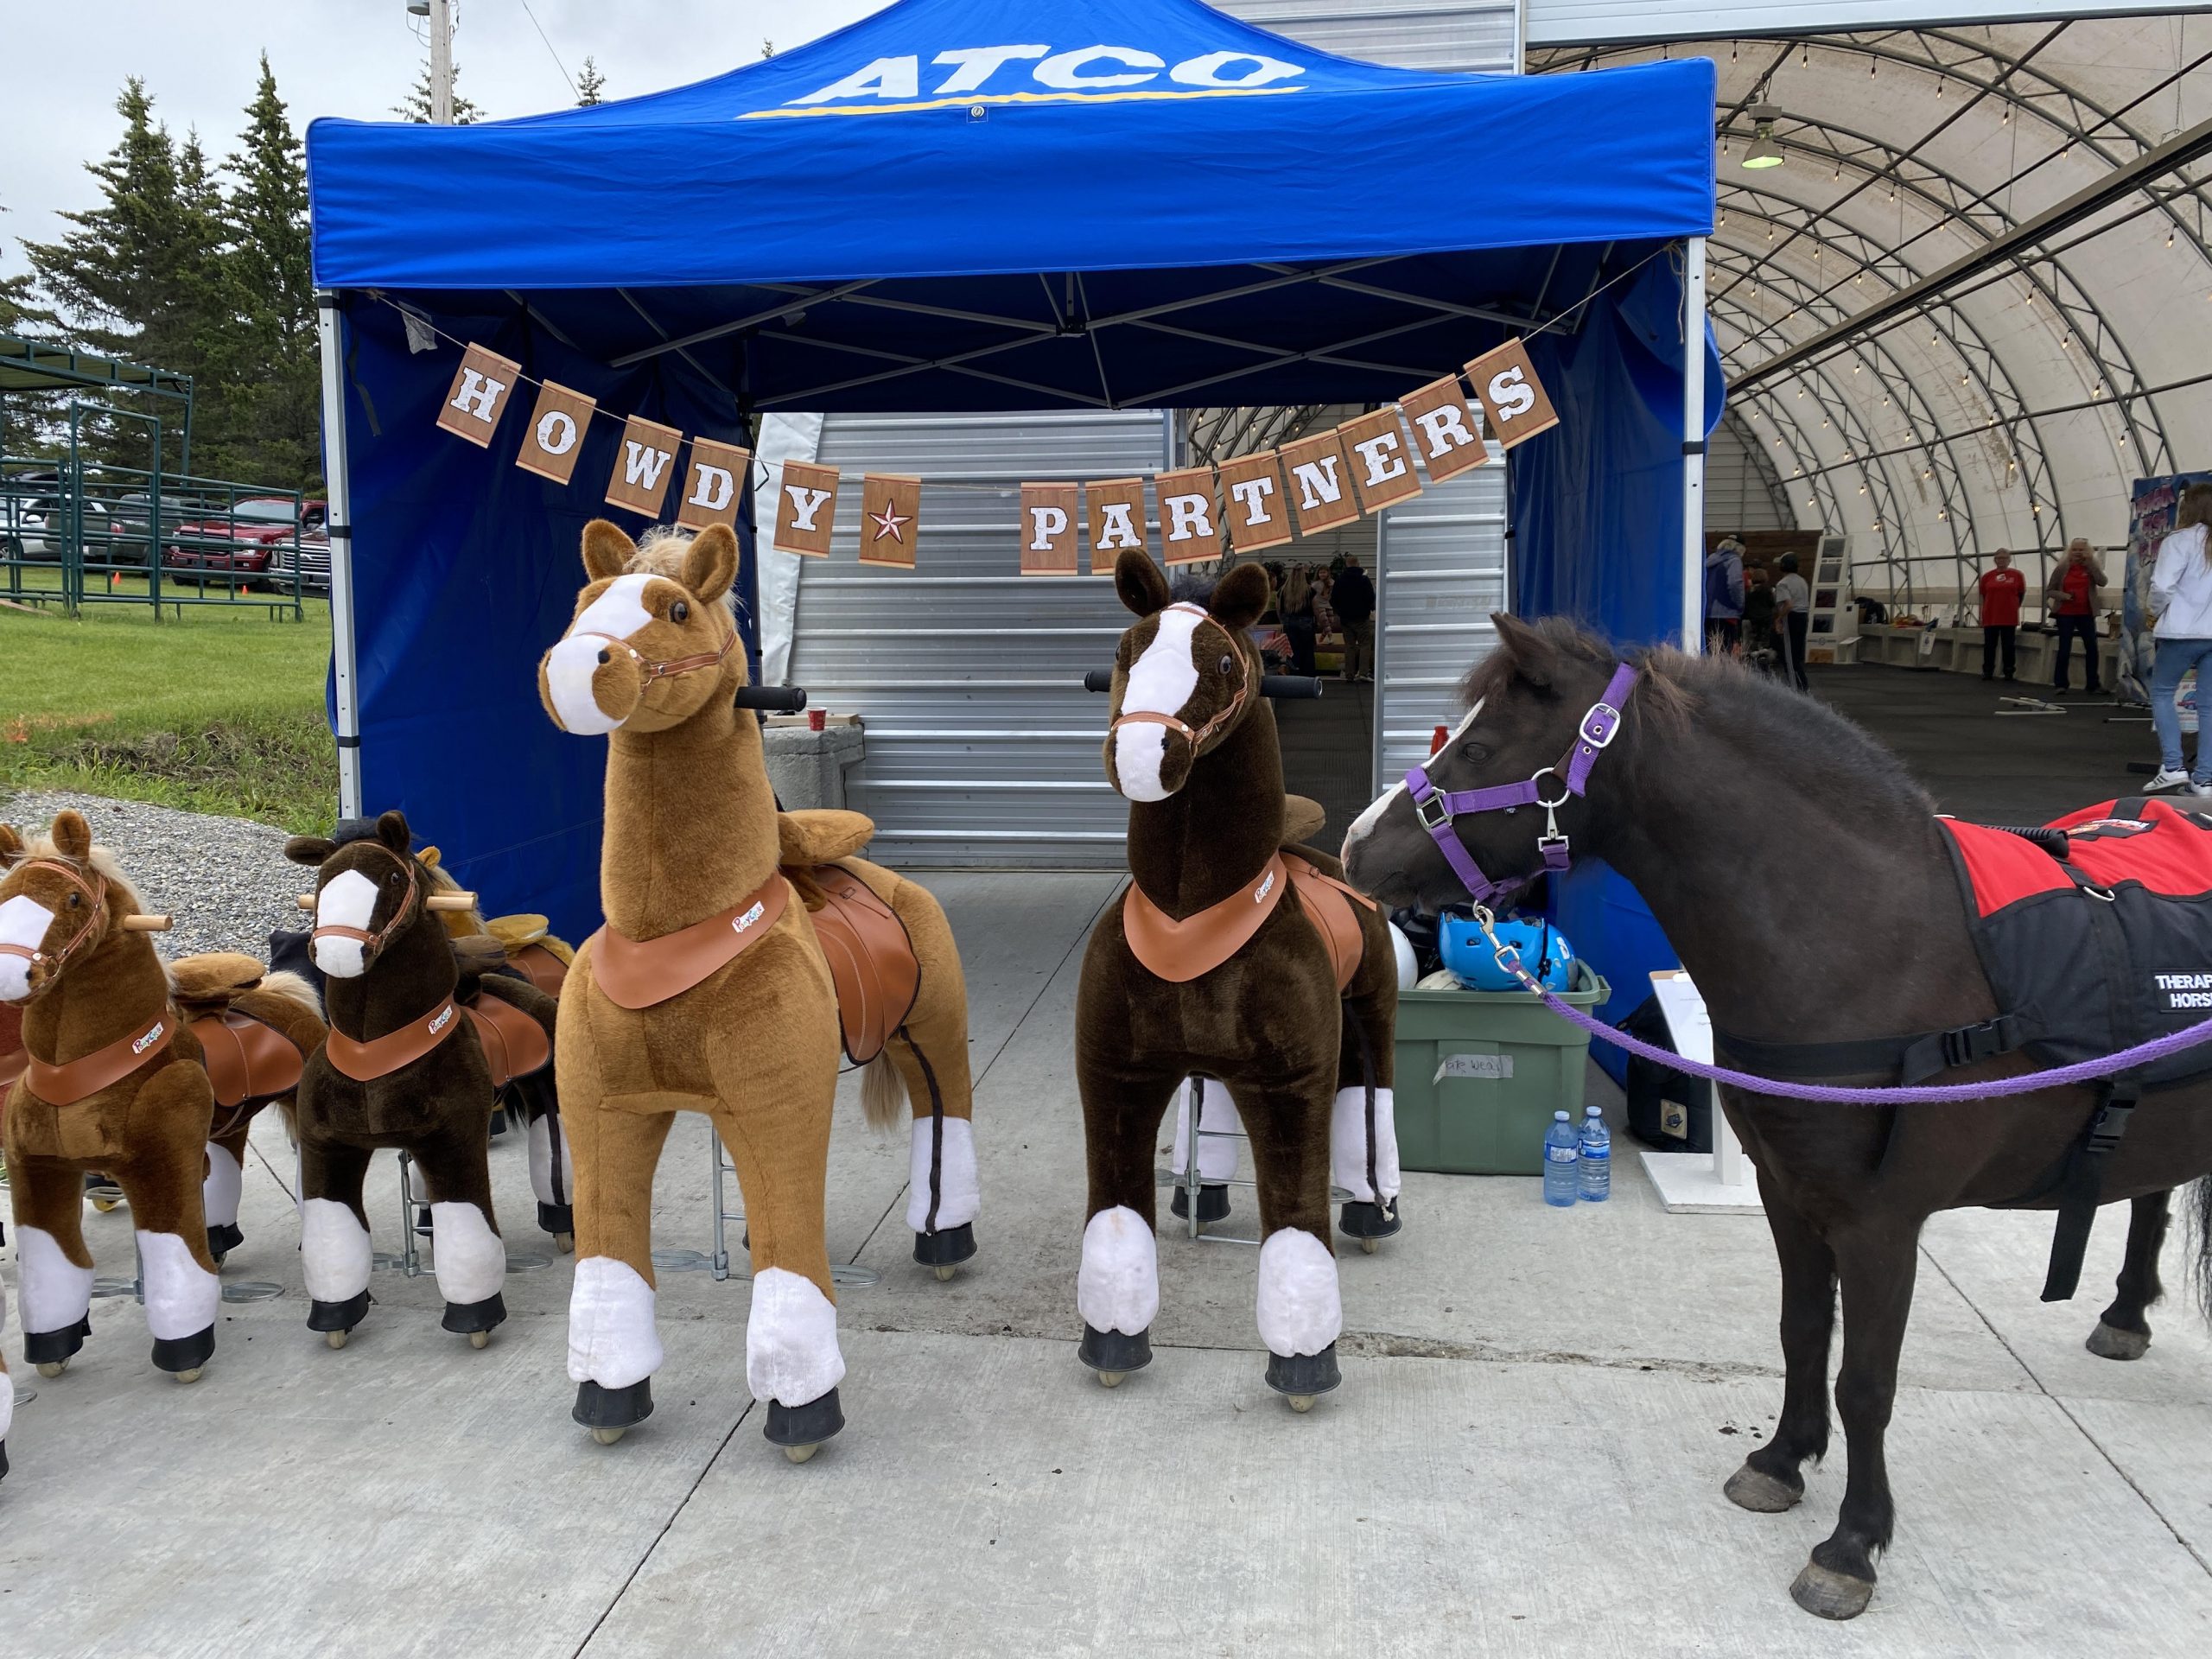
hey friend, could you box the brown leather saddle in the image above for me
[505,944,569,997]
[1283,854,1379,994]
[797,863,921,1065]
[191,1010,306,1109]
[463,990,553,1089]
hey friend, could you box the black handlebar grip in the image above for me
[1082,670,1113,694]
[1260,675,1323,700]
[734,685,809,713]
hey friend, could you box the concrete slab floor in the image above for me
[3,871,2210,1656]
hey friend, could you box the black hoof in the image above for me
[765,1386,845,1450]
[574,1377,654,1432]
[151,1325,215,1374]
[1265,1343,1343,1400]
[1169,1184,1231,1224]
[1790,1562,1875,1621]
[207,1221,245,1263]
[1077,1325,1153,1378]
[307,1289,372,1334]
[441,1292,507,1336]
[537,1201,574,1236]
[1337,1198,1402,1242]
[23,1314,92,1366]
[912,1221,976,1268]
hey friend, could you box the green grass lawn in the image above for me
[0,566,336,833]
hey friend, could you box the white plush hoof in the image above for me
[36,1360,67,1379]
[933,1263,957,1282]
[783,1442,820,1465]
[590,1426,626,1446]
[468,1330,490,1350]
[173,1368,203,1385]
[1096,1370,1125,1389]
[325,1331,347,1351]
[1287,1394,1315,1414]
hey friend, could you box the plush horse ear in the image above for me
[1210,563,1270,632]
[1491,612,1558,690]
[682,524,739,607]
[283,836,338,868]
[375,810,413,855]
[49,810,93,863]
[0,823,22,868]
[582,519,635,584]
[1115,548,1171,618]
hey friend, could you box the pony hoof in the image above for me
[1790,1562,1874,1621]
[784,1443,819,1465]
[553,1232,575,1255]
[1287,1395,1316,1414]
[468,1331,490,1350]
[1725,1464,1802,1513]
[1096,1370,1125,1389]
[1360,1237,1379,1255]
[35,1361,67,1378]
[590,1427,626,1446]
[934,1264,957,1282]
[2086,1321,2151,1361]
[326,1331,348,1350]
[172,1368,203,1385]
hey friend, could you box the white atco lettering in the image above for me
[788,45,1307,107]
[792,54,920,105]
[1488,367,1538,422]
[1035,46,1164,89]
[931,45,1048,94]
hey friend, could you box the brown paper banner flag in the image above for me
[1217,452,1294,554]
[677,437,753,531]
[774,460,842,556]
[514,381,596,484]
[1020,482,1082,575]
[1466,340,1560,451]
[860,474,921,568]
[604,415,684,517]
[1399,373,1490,481]
[1337,410,1423,514]
[1085,477,1147,571]
[1156,467,1222,565]
[436,344,522,448]
[1277,432,1361,537]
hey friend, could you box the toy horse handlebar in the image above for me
[1081,670,1322,700]
[735,686,808,714]
[120,914,172,932]
[294,893,479,912]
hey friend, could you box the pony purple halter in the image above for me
[1403,663,1639,906]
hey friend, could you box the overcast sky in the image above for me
[0,0,891,282]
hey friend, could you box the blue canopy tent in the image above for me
[306,0,1719,967]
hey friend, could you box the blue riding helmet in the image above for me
[1439,914,1577,992]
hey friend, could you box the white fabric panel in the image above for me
[755,412,826,689]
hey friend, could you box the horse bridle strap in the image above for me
[1110,604,1252,752]
[575,620,736,686]
[311,843,423,957]
[1405,663,1640,905]
[24,1008,174,1106]
[0,857,110,976]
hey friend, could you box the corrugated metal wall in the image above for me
[1375,466,1510,784]
[1707,410,1792,533]
[1214,0,1520,70]
[790,411,1170,868]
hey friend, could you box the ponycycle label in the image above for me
[1435,1052,1512,1083]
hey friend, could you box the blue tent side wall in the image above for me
[330,298,758,939]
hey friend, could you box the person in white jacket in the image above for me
[2145,480,2212,792]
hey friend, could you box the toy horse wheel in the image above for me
[1361,1237,1379,1255]
[1095,1370,1125,1389]
[173,1368,203,1385]
[91,1196,119,1214]
[468,1331,490,1349]
[783,1443,820,1465]
[554,1231,575,1255]
[933,1263,957,1281]
[590,1427,626,1446]
[325,1331,348,1350]
[35,1360,67,1378]
[1286,1395,1315,1414]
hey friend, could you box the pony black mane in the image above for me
[1460,615,1933,822]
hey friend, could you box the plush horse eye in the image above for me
[1218,654,1233,674]
[671,600,690,624]
[66,891,81,906]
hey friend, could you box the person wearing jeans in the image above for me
[2147,483,2212,792]
[2046,539,2107,694]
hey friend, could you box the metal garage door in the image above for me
[1374,467,1510,787]
[788,411,1172,868]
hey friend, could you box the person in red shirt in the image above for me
[1976,549,2026,681]
[2045,539,2108,694]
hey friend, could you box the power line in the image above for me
[518,0,577,99]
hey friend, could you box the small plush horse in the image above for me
[285,811,559,1349]
[1343,613,2212,1620]
[0,813,223,1384]
[538,519,978,1460]
[1076,552,1400,1408]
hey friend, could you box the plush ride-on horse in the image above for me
[285,812,560,1349]
[0,814,223,1389]
[539,520,977,1459]
[1343,613,2212,1620]
[1076,553,1399,1409]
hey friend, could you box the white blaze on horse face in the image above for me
[547,572,656,735]
[1344,696,1484,865]
[313,868,380,979]
[0,891,56,1001]
[1116,607,1205,802]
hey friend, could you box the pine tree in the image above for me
[575,56,607,107]
[395,59,481,124]
[226,54,319,486]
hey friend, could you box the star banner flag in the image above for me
[861,474,920,567]
[1020,482,1081,575]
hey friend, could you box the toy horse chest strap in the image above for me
[586,875,791,1012]
[22,1009,175,1106]
[326,997,463,1083]
[800,862,920,1065]
[1123,855,1288,984]
[1282,854,1380,995]
[191,1011,305,1108]
[461,991,552,1089]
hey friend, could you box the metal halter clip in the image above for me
[1540,803,1566,849]
[1414,791,1452,834]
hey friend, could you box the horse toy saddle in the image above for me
[170,954,307,1109]
[779,810,921,1065]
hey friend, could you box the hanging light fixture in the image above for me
[1743,105,1786,170]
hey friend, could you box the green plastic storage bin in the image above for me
[1393,963,1611,1175]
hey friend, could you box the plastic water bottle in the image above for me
[1543,1109,1580,1207]
[1579,1105,1611,1203]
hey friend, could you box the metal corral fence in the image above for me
[1,455,321,620]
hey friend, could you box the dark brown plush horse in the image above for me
[284,811,558,1350]
[1074,551,1399,1408]
[1343,613,2212,1621]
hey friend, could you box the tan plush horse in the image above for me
[538,520,976,1460]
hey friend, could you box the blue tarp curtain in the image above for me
[306,0,1719,951]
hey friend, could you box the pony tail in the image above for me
[861,1049,908,1131]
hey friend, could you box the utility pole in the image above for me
[429,0,454,124]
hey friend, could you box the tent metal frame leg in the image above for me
[316,291,365,819]
[1681,236,1707,650]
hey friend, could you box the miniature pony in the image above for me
[1075,552,1400,1408]
[538,519,977,1460]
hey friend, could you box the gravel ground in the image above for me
[0,788,304,962]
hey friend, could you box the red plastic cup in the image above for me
[808,709,827,732]
[1430,724,1450,755]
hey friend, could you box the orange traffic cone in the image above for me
[110,570,121,591]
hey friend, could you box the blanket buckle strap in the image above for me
[2040,1085,2139,1304]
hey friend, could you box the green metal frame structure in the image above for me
[0,333,195,471]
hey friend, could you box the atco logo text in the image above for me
[766,43,1308,118]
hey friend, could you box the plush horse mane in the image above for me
[628,524,739,615]
[23,829,147,915]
